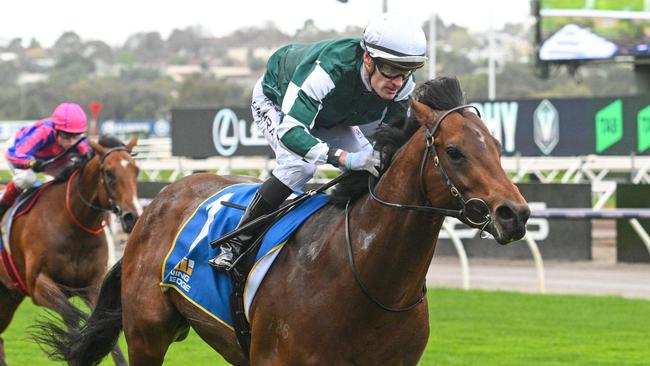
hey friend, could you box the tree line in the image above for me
[0,19,641,121]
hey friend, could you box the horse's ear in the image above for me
[88,139,107,156]
[410,99,436,127]
[126,133,139,152]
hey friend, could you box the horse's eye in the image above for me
[105,170,116,180]
[446,146,464,162]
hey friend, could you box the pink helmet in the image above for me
[51,102,87,134]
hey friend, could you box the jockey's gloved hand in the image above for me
[29,159,46,173]
[344,149,380,177]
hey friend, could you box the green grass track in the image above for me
[3,288,649,365]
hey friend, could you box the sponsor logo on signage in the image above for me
[471,102,518,153]
[101,119,170,137]
[637,104,650,153]
[533,99,559,155]
[211,108,267,157]
[595,99,623,153]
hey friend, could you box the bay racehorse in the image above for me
[37,77,529,365]
[0,135,141,365]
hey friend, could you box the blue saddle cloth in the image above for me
[160,183,329,329]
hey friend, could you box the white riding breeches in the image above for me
[251,77,373,191]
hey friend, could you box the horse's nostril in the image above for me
[121,212,138,233]
[496,205,515,221]
[496,203,530,226]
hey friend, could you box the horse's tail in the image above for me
[35,259,124,366]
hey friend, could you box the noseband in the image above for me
[368,104,492,228]
[77,146,131,215]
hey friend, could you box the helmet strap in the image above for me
[366,65,381,97]
[363,52,386,99]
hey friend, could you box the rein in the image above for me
[344,199,426,312]
[347,104,492,312]
[66,169,107,235]
[38,136,87,170]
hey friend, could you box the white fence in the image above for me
[6,137,643,292]
[3,132,650,189]
[126,137,650,184]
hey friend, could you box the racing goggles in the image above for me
[374,60,415,81]
[56,130,82,140]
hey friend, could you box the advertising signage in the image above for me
[171,95,650,158]
[171,107,272,158]
[99,119,171,138]
[472,95,650,156]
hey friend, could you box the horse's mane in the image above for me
[97,134,127,149]
[329,76,466,206]
[53,134,128,183]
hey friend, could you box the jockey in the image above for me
[0,102,91,219]
[209,13,428,269]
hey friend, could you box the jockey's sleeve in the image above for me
[76,139,91,154]
[275,62,336,165]
[6,126,49,169]
[275,66,415,166]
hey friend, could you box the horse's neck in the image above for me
[69,161,104,225]
[349,139,448,304]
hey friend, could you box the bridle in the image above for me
[346,104,492,312]
[368,104,492,228]
[67,146,134,234]
[77,146,131,216]
[99,146,132,216]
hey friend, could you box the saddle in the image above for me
[1,182,51,237]
[0,182,51,295]
[162,184,330,326]
[209,174,348,359]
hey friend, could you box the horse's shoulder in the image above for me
[287,203,341,248]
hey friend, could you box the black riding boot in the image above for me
[209,175,293,270]
[0,202,10,221]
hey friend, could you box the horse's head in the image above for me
[88,134,141,233]
[406,93,529,244]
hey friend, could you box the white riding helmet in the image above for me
[361,13,428,69]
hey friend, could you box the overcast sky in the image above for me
[0,0,531,47]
